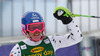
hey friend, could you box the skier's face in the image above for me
[27,22,45,42]
[28,30,42,41]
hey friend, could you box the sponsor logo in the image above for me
[43,50,53,56]
[32,20,39,23]
[31,13,39,19]
[32,13,37,16]
[44,39,50,44]
[31,47,44,53]
[21,45,27,50]
[26,50,53,56]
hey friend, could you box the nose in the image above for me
[34,30,40,34]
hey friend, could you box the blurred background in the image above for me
[0,0,100,56]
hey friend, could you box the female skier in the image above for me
[10,7,83,56]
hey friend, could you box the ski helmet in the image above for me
[21,11,46,41]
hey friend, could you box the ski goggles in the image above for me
[27,22,45,33]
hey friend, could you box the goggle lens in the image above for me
[27,22,45,33]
